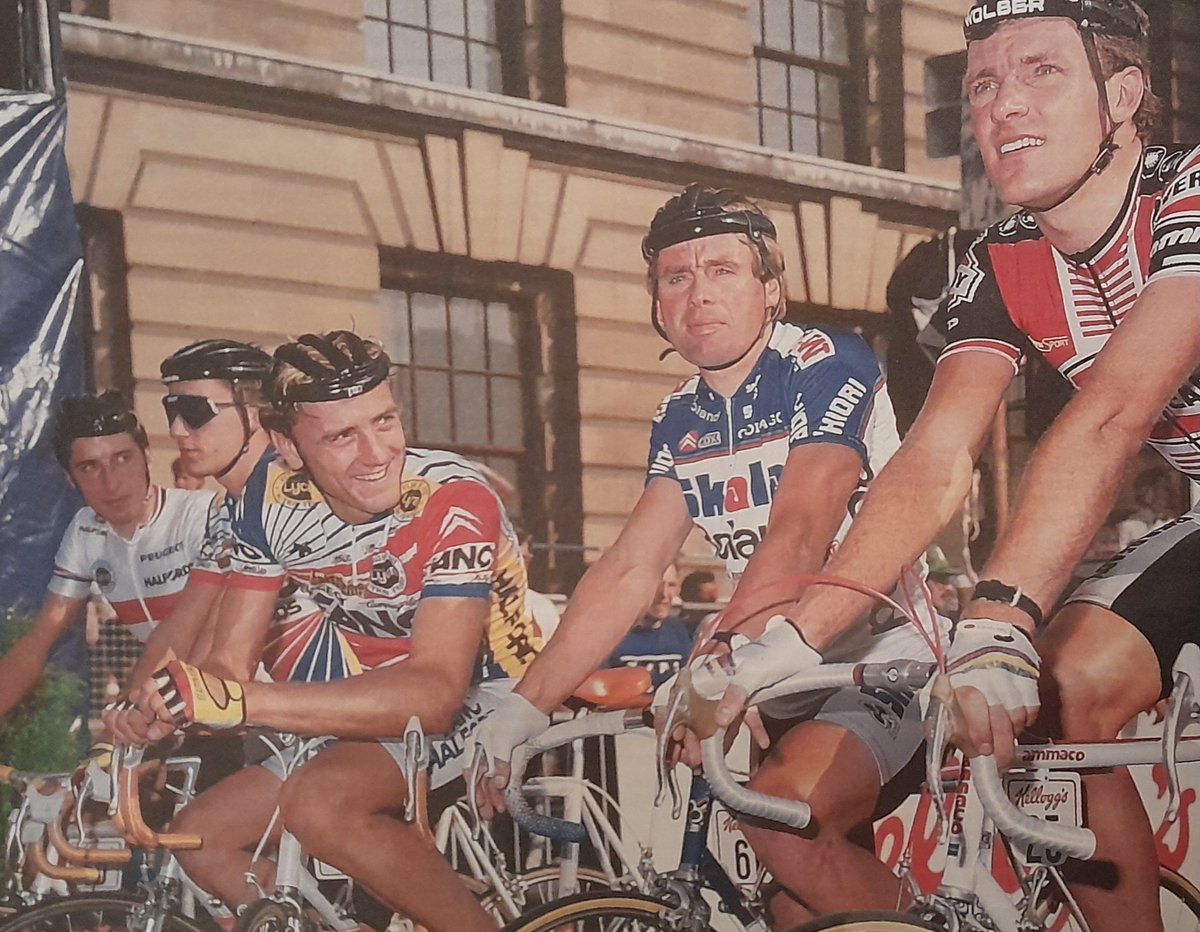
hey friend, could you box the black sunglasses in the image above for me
[162,394,239,431]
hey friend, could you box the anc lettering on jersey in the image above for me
[47,487,215,641]
[645,322,901,579]
[227,449,540,685]
[935,142,1200,479]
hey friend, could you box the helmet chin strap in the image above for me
[213,388,254,480]
[1021,27,1123,215]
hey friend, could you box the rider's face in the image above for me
[165,379,252,479]
[966,18,1106,207]
[68,434,152,530]
[654,233,780,370]
[275,382,407,524]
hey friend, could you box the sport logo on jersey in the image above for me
[946,251,985,310]
[679,431,700,453]
[398,478,430,516]
[679,461,782,519]
[273,472,317,503]
[369,550,409,598]
[93,561,115,593]
[429,542,496,574]
[791,330,835,370]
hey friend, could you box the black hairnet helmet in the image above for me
[160,339,273,385]
[271,331,392,405]
[642,184,778,273]
[53,391,148,470]
[963,0,1148,44]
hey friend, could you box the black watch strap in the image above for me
[970,579,1044,628]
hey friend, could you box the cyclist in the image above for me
[468,185,942,926]
[704,2,1193,927]
[134,331,539,932]
[0,392,214,718]
[106,339,275,747]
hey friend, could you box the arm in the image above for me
[719,443,865,639]
[123,576,224,691]
[197,582,279,680]
[0,593,85,718]
[240,596,488,736]
[785,352,1015,648]
[515,479,694,714]
[981,276,1200,614]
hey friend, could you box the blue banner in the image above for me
[0,91,84,614]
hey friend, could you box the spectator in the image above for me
[1116,468,1181,549]
[171,455,206,491]
[679,569,719,635]
[607,565,692,687]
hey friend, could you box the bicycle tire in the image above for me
[0,893,213,932]
[499,890,692,931]
[794,912,942,932]
[1159,866,1200,932]
[479,866,613,922]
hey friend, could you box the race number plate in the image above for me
[1005,771,1083,867]
[710,799,767,891]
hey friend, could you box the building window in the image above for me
[362,0,526,96]
[751,0,865,162]
[378,251,582,590]
[75,206,132,398]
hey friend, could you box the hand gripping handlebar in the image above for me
[504,710,632,844]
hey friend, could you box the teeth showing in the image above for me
[357,468,387,481]
[1000,137,1044,155]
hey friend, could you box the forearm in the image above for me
[516,560,664,713]
[0,636,55,718]
[242,666,466,738]
[789,439,977,649]
[983,399,1149,610]
[722,530,836,639]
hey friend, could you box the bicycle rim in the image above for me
[500,890,684,931]
[794,912,942,932]
[480,867,614,923]
[1159,867,1200,932]
[0,894,212,932]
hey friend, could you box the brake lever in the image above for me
[655,672,689,818]
[923,673,955,839]
[1163,667,1196,823]
[401,716,428,824]
[466,743,488,840]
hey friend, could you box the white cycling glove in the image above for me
[464,691,550,781]
[945,618,1040,714]
[656,616,822,707]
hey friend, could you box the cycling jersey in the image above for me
[646,322,902,579]
[47,487,217,641]
[228,449,539,685]
[938,142,1200,478]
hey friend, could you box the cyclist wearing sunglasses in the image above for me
[133,331,537,932]
[0,392,214,720]
[106,339,274,746]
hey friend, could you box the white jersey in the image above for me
[47,486,217,641]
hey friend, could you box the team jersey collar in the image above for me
[1059,149,1144,267]
[95,485,165,542]
[697,322,779,402]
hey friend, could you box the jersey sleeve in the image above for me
[226,485,285,592]
[421,480,502,600]
[644,390,681,486]
[933,233,1026,373]
[46,509,94,601]
[1148,144,1200,283]
[190,493,233,583]
[784,329,885,466]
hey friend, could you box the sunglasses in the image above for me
[162,394,239,431]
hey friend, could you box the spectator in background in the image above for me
[1117,468,1182,549]
[607,564,692,687]
[678,569,719,635]
[171,455,206,491]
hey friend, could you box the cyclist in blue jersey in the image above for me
[470,185,943,926]
[707,2,1197,928]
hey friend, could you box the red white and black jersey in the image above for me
[937,143,1200,478]
[228,449,539,685]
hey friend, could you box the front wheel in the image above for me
[1159,866,1200,932]
[500,890,698,931]
[0,894,213,932]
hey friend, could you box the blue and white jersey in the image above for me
[646,322,902,580]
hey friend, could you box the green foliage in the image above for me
[0,607,86,833]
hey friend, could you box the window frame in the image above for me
[378,248,583,590]
[752,0,869,164]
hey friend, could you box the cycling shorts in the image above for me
[1064,508,1200,698]
[761,614,949,784]
[258,680,514,790]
